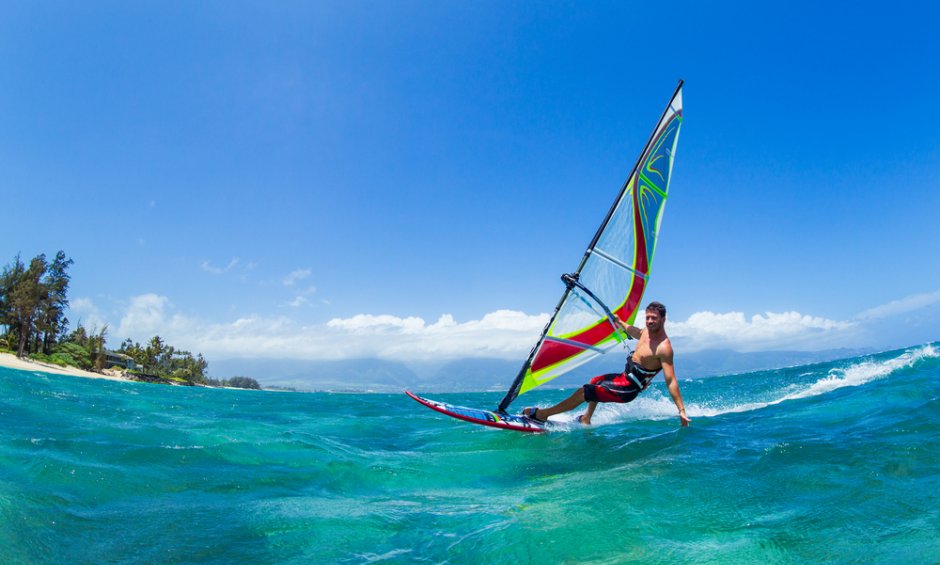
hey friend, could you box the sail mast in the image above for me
[497,80,683,413]
[497,279,574,412]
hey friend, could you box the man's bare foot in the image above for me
[576,414,591,425]
[522,407,545,423]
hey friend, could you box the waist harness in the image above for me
[625,355,660,391]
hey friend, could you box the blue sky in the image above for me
[2,2,938,363]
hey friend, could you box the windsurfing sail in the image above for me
[498,81,684,413]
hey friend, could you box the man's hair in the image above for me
[646,301,667,318]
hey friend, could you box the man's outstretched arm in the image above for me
[660,348,690,427]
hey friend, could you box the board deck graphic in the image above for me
[405,391,552,433]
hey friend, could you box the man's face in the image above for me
[645,310,664,332]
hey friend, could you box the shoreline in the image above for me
[0,352,263,391]
[0,352,131,382]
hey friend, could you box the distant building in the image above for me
[104,351,140,371]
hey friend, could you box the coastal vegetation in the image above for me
[0,251,73,358]
[117,335,210,384]
[206,376,263,390]
[0,251,260,390]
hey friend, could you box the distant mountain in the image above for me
[209,358,422,392]
[209,357,522,392]
[210,346,877,392]
[426,358,521,392]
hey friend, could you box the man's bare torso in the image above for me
[632,330,670,372]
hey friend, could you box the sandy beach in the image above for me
[0,352,129,382]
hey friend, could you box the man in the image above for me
[523,301,691,427]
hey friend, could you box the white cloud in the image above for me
[284,284,317,308]
[117,294,192,341]
[109,298,549,361]
[201,258,240,275]
[283,269,311,286]
[668,310,855,352]
[98,289,940,363]
[110,299,858,361]
[327,314,428,334]
[854,289,940,321]
[69,297,108,332]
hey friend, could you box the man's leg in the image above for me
[579,401,598,425]
[533,387,586,420]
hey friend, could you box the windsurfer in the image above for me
[523,301,691,427]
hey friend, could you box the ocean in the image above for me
[1,343,938,564]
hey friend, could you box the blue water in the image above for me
[1,344,938,563]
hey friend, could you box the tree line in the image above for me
[0,251,73,358]
[0,251,259,390]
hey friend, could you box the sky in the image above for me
[2,1,939,366]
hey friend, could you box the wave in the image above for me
[554,343,939,426]
[782,343,937,403]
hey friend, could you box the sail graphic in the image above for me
[498,82,683,412]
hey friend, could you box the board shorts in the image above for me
[582,359,661,403]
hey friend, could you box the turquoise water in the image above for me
[1,344,938,564]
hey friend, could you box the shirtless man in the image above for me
[523,301,691,427]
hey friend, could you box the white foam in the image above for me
[552,344,939,426]
[788,343,937,401]
[355,549,413,563]
[546,393,684,426]
[701,344,937,418]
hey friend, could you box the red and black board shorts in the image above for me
[583,373,641,403]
